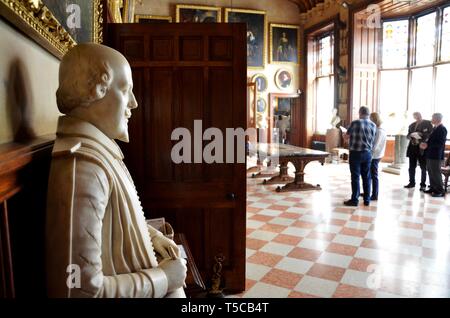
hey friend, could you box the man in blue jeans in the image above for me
[344,106,376,206]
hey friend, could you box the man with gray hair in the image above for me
[404,112,433,191]
[420,113,447,197]
[344,106,377,206]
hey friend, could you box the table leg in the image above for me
[276,158,323,192]
[262,161,294,184]
[251,158,278,179]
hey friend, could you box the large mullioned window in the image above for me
[379,5,450,134]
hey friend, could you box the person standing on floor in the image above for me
[420,113,447,197]
[404,112,433,191]
[369,112,387,201]
[344,106,377,206]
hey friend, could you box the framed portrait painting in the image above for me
[256,97,267,113]
[135,15,172,23]
[251,74,268,93]
[42,0,103,44]
[275,69,293,91]
[176,5,221,23]
[225,8,266,69]
[270,24,300,64]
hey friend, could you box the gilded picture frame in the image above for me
[135,14,172,23]
[122,0,136,23]
[275,68,293,91]
[251,73,268,93]
[176,4,221,23]
[43,0,104,44]
[270,23,300,65]
[0,0,103,60]
[224,8,266,69]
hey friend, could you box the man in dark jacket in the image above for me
[404,112,433,191]
[420,113,447,197]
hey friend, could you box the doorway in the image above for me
[269,93,301,146]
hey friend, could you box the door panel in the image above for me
[108,23,246,292]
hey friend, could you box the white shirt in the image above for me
[372,126,387,160]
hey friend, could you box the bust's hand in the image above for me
[419,142,428,150]
[152,234,180,259]
[159,258,187,292]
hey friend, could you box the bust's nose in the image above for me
[129,92,138,109]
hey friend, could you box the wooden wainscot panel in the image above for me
[120,36,146,61]
[0,137,54,298]
[209,37,233,61]
[151,37,175,61]
[179,36,204,61]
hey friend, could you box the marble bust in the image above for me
[330,108,341,128]
[46,43,187,297]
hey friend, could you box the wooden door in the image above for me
[107,23,247,292]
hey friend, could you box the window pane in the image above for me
[315,76,334,134]
[409,67,433,119]
[435,64,450,123]
[441,7,450,61]
[379,70,408,134]
[416,12,436,66]
[382,20,409,68]
[318,35,333,76]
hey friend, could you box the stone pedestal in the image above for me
[326,128,340,151]
[383,135,408,175]
[326,128,340,162]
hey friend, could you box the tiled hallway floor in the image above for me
[241,161,450,298]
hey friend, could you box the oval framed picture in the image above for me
[251,73,268,93]
[275,69,293,90]
[256,97,267,113]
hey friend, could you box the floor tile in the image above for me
[307,263,346,281]
[259,242,295,256]
[247,251,283,267]
[261,268,303,289]
[294,276,339,298]
[275,257,314,275]
[244,282,291,298]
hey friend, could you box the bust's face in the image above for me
[89,60,138,142]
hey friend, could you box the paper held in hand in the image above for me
[339,126,347,134]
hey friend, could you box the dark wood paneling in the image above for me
[107,23,247,293]
[180,37,204,61]
[147,68,175,182]
[209,37,233,61]
[120,36,146,62]
[151,37,174,61]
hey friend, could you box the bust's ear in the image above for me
[92,72,111,100]
[94,83,108,100]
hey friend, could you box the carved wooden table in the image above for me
[256,143,329,192]
[174,233,206,298]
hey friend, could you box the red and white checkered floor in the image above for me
[237,161,450,298]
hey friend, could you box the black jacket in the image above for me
[425,124,447,160]
[406,120,433,157]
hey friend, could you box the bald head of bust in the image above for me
[56,43,138,142]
